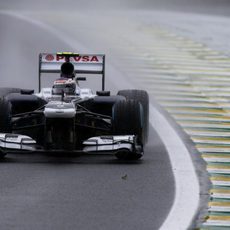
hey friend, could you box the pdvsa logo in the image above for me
[45,54,55,61]
[44,54,100,62]
[56,55,99,62]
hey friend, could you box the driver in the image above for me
[52,62,78,95]
[52,78,76,95]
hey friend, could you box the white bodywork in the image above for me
[0,133,36,151]
[44,101,76,118]
[40,53,104,74]
[83,136,136,152]
[36,87,95,101]
[37,87,96,118]
[0,133,139,155]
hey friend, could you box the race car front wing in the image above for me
[0,133,143,157]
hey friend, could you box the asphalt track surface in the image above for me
[0,13,174,230]
[2,1,229,228]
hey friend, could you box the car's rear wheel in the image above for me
[112,99,143,160]
[117,89,149,145]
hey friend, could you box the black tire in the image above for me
[117,89,149,144]
[0,97,12,132]
[112,99,143,160]
[6,93,46,115]
[0,97,12,158]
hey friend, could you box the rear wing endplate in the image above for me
[38,53,105,91]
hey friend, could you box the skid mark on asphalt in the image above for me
[111,25,230,229]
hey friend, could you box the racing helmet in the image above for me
[52,78,76,95]
[61,62,75,78]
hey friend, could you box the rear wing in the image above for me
[38,53,105,91]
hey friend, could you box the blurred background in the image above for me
[0,0,230,15]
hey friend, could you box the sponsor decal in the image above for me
[54,80,67,84]
[56,55,99,62]
[45,54,55,61]
[54,79,74,84]
[44,54,100,62]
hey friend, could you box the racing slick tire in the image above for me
[117,89,149,145]
[0,97,12,158]
[112,99,144,160]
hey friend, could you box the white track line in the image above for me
[151,105,200,230]
[1,11,200,230]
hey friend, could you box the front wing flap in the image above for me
[0,133,37,152]
[0,133,143,157]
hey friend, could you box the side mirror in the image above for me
[76,77,86,81]
[21,89,34,95]
[96,91,110,96]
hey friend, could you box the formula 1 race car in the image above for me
[0,52,149,160]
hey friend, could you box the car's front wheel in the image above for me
[112,99,143,160]
[117,89,149,145]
